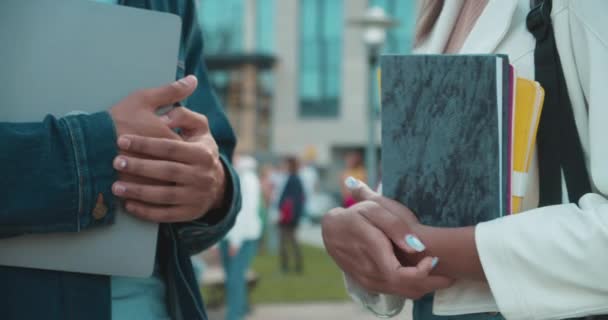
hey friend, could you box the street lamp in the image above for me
[349,6,398,189]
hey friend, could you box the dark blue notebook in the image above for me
[381,55,510,227]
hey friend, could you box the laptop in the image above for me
[0,0,181,277]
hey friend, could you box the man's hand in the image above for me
[109,76,197,141]
[111,106,226,223]
[108,76,197,186]
[321,177,453,299]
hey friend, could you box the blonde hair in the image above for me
[414,0,445,47]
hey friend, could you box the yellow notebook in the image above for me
[511,78,545,213]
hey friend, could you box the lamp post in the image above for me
[349,6,397,189]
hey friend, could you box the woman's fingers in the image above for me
[345,177,420,225]
[354,201,420,254]
[392,257,453,298]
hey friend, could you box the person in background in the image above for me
[278,156,305,274]
[220,155,262,320]
[340,151,367,208]
[258,164,276,254]
[299,146,320,220]
[265,161,287,255]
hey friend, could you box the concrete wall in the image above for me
[272,0,380,165]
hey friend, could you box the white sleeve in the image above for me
[432,280,498,315]
[476,193,608,320]
[343,274,406,318]
[477,2,608,318]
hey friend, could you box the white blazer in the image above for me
[345,0,608,319]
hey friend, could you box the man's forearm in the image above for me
[0,113,118,236]
[410,225,487,281]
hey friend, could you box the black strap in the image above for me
[526,0,591,206]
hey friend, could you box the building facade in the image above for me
[198,0,415,189]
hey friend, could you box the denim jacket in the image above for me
[0,0,241,319]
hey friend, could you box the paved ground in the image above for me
[206,222,416,320]
[208,301,413,320]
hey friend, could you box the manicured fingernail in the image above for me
[405,234,426,252]
[344,176,360,190]
[160,114,171,123]
[178,75,196,86]
[113,183,126,195]
[114,157,127,169]
[117,136,131,150]
[431,257,439,269]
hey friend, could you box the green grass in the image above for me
[249,244,349,304]
[202,244,349,305]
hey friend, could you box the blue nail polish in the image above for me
[405,234,426,252]
[344,176,360,190]
[431,257,439,269]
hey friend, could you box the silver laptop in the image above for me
[0,0,181,277]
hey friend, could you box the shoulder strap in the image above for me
[526,0,591,205]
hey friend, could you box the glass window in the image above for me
[256,0,274,53]
[369,0,416,54]
[298,0,343,118]
[255,0,275,94]
[197,0,244,54]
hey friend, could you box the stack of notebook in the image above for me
[381,55,544,227]
[511,77,545,213]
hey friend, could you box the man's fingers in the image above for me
[113,155,196,184]
[139,75,198,109]
[123,200,195,223]
[112,181,198,205]
[164,107,209,136]
[117,134,211,164]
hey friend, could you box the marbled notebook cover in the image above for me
[381,55,509,227]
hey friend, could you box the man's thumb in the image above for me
[140,75,198,108]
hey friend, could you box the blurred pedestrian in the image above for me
[299,146,320,220]
[278,156,305,274]
[340,151,367,207]
[220,155,262,320]
[258,164,277,254]
[264,162,286,255]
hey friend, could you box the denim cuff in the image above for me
[61,111,118,230]
[174,154,242,254]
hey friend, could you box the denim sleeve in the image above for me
[0,111,118,236]
[170,0,241,255]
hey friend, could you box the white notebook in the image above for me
[0,0,181,277]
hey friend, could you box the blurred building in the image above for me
[198,0,415,191]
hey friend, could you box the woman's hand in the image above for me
[321,177,454,299]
